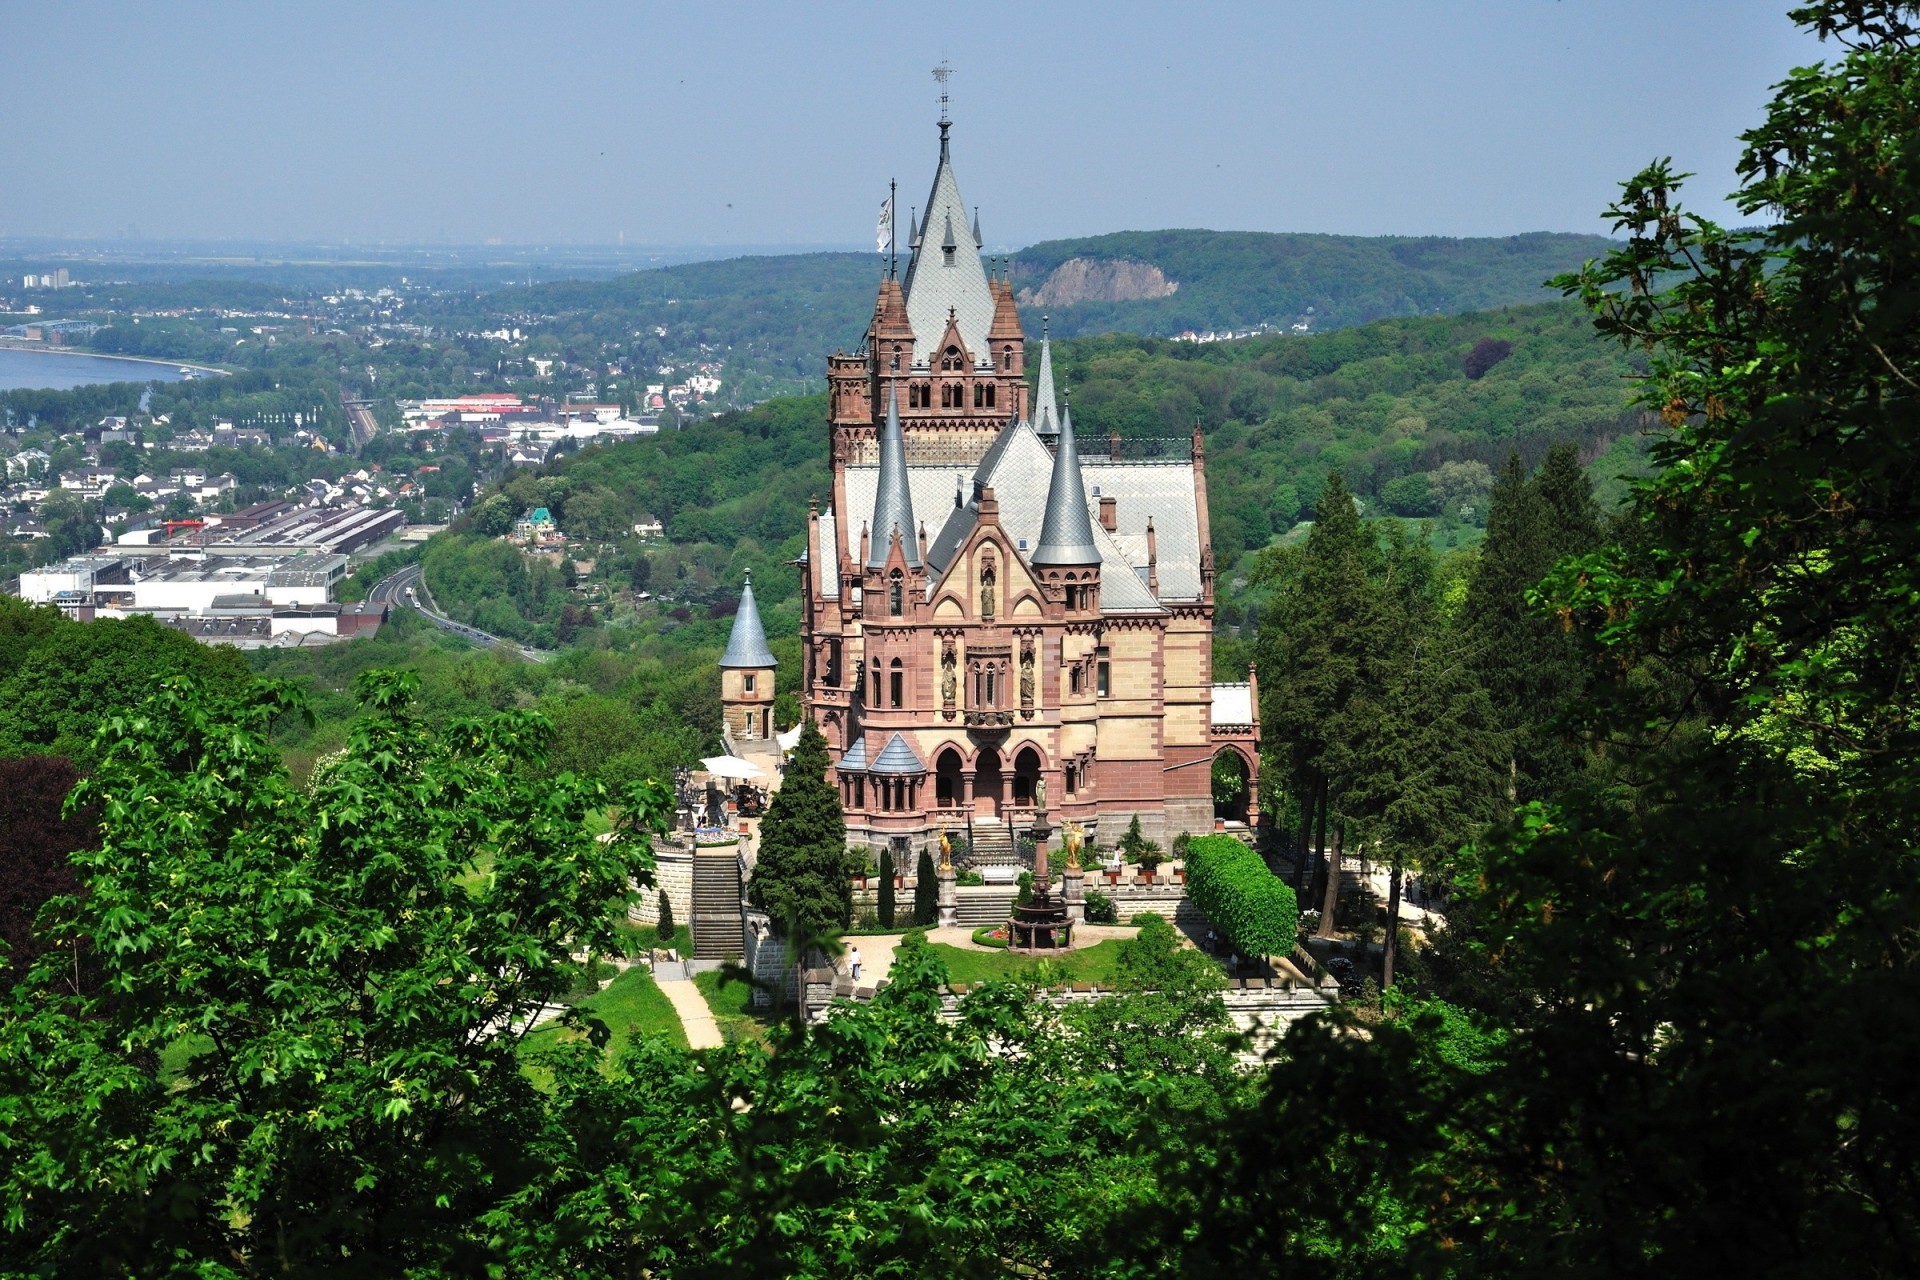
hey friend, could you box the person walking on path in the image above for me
[849,946,863,982]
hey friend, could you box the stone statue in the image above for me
[1035,776,1047,814]
[940,645,957,703]
[1020,647,1035,703]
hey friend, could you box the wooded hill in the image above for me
[477,228,1618,394]
[434,296,1643,645]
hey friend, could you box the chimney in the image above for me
[1098,495,1117,532]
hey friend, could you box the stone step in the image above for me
[954,888,1018,928]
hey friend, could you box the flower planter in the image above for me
[1138,871,1156,886]
[1105,870,1120,885]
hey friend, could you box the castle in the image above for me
[720,119,1259,862]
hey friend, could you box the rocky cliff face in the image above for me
[1018,258,1179,308]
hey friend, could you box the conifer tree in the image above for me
[746,718,851,942]
[1257,471,1390,936]
[654,889,675,949]
[914,847,938,926]
[1463,452,1572,804]
[877,845,895,929]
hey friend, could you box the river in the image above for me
[0,347,219,392]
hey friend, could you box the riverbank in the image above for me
[0,340,230,379]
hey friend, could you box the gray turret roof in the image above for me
[1030,322,1060,438]
[718,572,777,668]
[868,732,926,775]
[1030,402,1101,566]
[899,123,995,365]
[867,387,919,568]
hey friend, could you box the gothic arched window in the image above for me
[889,658,904,709]
[941,346,964,372]
[888,571,903,617]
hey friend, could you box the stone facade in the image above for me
[792,120,1259,860]
[627,837,694,933]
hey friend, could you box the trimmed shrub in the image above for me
[914,847,938,925]
[878,846,896,929]
[1184,833,1298,959]
[1084,890,1118,924]
[970,926,1011,950]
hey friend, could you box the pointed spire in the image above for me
[1031,316,1060,437]
[942,211,958,256]
[719,569,777,668]
[972,207,982,247]
[900,120,995,359]
[868,386,920,569]
[1031,396,1100,567]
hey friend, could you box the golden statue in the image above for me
[938,824,953,872]
[1062,820,1085,871]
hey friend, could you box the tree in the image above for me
[1257,471,1393,935]
[1462,451,1589,805]
[0,670,670,1273]
[0,756,95,987]
[746,718,850,942]
[655,888,675,948]
[877,844,895,929]
[914,845,938,926]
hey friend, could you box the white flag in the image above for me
[875,195,894,255]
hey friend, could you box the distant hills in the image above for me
[1007,229,1618,338]
[491,229,1617,394]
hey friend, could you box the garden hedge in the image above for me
[1183,834,1298,958]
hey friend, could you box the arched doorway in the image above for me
[1212,749,1251,824]
[1012,746,1043,808]
[974,748,1004,818]
[935,748,964,809]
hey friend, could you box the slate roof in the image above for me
[1031,404,1102,567]
[836,735,868,772]
[718,574,777,668]
[1029,330,1061,438]
[849,417,1183,612]
[867,732,926,775]
[899,125,995,366]
[867,386,919,568]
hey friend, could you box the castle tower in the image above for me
[719,570,778,749]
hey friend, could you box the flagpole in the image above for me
[889,179,897,280]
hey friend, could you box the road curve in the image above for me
[366,563,549,663]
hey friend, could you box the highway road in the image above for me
[366,563,549,662]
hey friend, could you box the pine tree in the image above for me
[1463,448,1600,805]
[914,847,938,927]
[1258,472,1396,937]
[747,719,851,943]
[877,845,895,929]
[654,889,675,949]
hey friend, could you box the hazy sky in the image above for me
[4,1,1822,249]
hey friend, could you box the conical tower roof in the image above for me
[899,122,995,362]
[1030,401,1100,566]
[1030,319,1060,438]
[868,386,920,568]
[719,570,776,668]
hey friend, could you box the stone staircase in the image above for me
[691,848,743,959]
[954,886,1018,928]
[968,817,1018,867]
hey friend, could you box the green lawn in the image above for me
[612,919,694,958]
[693,968,779,1047]
[522,963,689,1067]
[924,940,1129,988]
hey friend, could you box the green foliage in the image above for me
[1118,813,1162,870]
[0,670,671,1272]
[1083,889,1118,924]
[0,611,253,769]
[969,926,1010,950]
[746,719,850,941]
[1184,833,1298,959]
[876,844,895,929]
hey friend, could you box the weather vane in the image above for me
[933,60,954,124]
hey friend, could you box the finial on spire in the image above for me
[933,59,954,125]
